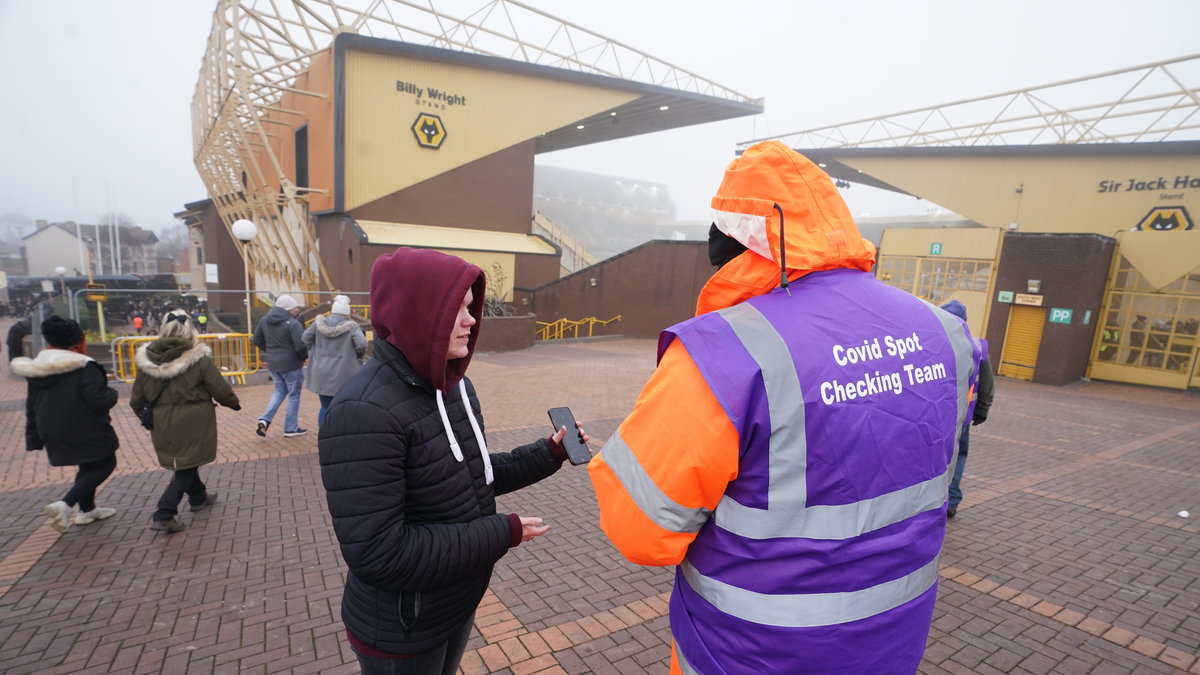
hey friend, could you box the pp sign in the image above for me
[1049,308,1073,324]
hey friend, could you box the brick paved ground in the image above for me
[0,319,1197,674]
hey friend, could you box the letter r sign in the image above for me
[1049,308,1073,324]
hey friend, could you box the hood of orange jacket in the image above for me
[697,141,877,315]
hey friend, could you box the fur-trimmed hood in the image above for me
[315,315,358,338]
[10,349,92,379]
[136,338,213,380]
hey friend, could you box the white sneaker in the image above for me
[43,501,72,533]
[75,506,117,525]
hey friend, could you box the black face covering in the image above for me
[707,223,747,268]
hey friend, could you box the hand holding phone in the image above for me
[548,407,591,465]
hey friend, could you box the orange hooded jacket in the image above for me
[589,140,877,565]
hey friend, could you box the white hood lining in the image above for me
[712,208,773,261]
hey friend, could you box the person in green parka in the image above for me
[131,309,241,533]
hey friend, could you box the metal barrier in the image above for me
[535,316,622,341]
[111,333,262,384]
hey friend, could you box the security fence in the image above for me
[111,333,262,384]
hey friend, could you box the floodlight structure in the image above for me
[192,0,758,298]
[740,53,1200,151]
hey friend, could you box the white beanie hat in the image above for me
[333,294,350,305]
[331,299,351,316]
[275,294,299,311]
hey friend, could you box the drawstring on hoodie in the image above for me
[434,382,494,485]
[435,389,463,461]
[774,203,791,297]
[459,379,494,485]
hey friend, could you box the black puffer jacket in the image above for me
[12,348,119,465]
[319,338,562,653]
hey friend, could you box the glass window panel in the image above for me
[974,263,991,291]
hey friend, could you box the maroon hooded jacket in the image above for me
[318,247,565,655]
[369,247,485,393]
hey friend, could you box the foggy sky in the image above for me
[1,0,1197,232]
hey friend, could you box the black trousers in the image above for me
[153,467,207,522]
[63,455,117,513]
[354,613,475,675]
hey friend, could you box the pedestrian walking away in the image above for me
[302,296,366,427]
[12,315,120,533]
[130,310,241,533]
[319,247,590,674]
[252,294,309,437]
[7,316,32,362]
[940,299,994,518]
[589,141,981,674]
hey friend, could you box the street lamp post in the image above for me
[54,266,67,299]
[231,219,258,333]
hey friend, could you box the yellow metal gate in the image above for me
[999,306,1046,381]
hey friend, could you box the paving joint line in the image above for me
[461,587,670,673]
[939,566,1200,671]
[1017,487,1200,534]
[963,419,1200,510]
[0,520,61,603]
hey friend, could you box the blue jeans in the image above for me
[261,368,304,432]
[948,425,970,510]
[318,394,334,427]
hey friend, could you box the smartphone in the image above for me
[547,407,591,465]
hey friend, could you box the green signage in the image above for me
[930,242,943,255]
[1049,308,1073,324]
[997,290,1014,303]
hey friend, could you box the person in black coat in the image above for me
[319,248,589,674]
[12,316,120,532]
[7,316,32,362]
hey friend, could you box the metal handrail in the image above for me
[535,315,621,340]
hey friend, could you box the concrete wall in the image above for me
[475,314,537,353]
[985,232,1115,386]
[531,240,713,338]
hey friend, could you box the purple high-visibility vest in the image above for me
[659,269,979,675]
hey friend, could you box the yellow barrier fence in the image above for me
[111,333,263,385]
[535,316,622,341]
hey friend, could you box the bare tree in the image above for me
[156,224,189,259]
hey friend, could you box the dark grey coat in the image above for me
[252,306,308,372]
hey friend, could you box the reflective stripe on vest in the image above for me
[675,296,974,632]
[928,300,979,461]
[680,555,942,628]
[707,300,975,541]
[676,645,701,675]
[601,428,712,534]
[603,294,977,543]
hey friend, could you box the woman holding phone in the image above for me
[318,247,588,674]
